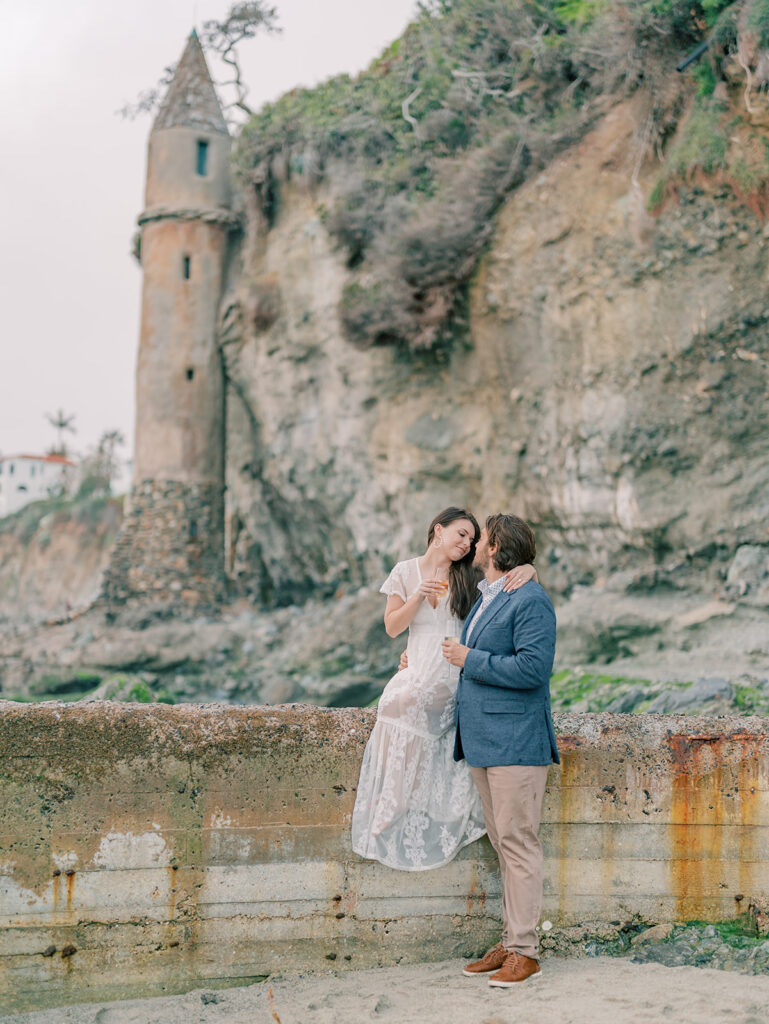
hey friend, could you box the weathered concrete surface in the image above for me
[1,704,767,1013]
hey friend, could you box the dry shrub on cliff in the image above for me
[400,133,529,288]
[646,1,769,213]
[340,276,416,348]
[236,0,751,353]
[322,173,391,270]
[248,274,281,333]
[340,133,529,348]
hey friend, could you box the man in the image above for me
[442,513,558,988]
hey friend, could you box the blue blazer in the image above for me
[453,580,559,768]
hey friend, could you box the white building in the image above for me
[0,454,76,519]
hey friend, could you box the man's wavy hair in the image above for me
[485,513,536,572]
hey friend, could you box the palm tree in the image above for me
[45,409,76,455]
[78,429,126,496]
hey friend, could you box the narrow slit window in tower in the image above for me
[183,255,191,280]
[186,367,195,381]
[196,140,209,176]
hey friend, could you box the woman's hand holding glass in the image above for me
[417,573,448,608]
[416,579,444,598]
[432,567,449,606]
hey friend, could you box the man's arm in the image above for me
[462,594,555,692]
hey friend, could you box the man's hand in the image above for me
[442,639,469,668]
[398,650,409,672]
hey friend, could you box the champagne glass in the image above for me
[434,567,449,605]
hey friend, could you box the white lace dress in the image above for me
[351,558,486,870]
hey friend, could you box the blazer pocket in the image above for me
[481,623,509,640]
[483,700,525,714]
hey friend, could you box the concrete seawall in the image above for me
[1,703,767,1013]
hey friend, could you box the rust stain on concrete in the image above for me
[167,865,178,919]
[466,860,488,916]
[666,731,762,920]
[737,749,760,900]
[555,735,584,753]
[599,817,617,898]
[555,751,580,922]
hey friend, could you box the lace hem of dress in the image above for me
[351,826,486,873]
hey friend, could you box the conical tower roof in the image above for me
[153,30,228,135]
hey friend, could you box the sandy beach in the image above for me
[7,956,769,1024]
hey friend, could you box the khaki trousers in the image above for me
[470,764,550,960]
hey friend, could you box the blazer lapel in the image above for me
[468,591,510,648]
[461,596,482,644]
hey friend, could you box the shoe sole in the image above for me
[462,968,501,977]
[488,972,542,988]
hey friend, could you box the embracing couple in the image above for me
[351,507,559,988]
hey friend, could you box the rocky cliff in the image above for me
[220,99,769,684]
[0,496,121,627]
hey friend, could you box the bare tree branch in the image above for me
[401,85,423,138]
[200,2,281,118]
[117,65,176,120]
[451,68,522,100]
[118,3,281,121]
[737,35,757,113]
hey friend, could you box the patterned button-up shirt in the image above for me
[465,574,508,642]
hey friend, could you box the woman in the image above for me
[351,507,535,871]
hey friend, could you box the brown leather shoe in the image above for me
[488,950,541,987]
[462,942,507,977]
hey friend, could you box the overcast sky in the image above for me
[0,0,417,472]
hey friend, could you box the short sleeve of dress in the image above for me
[380,561,408,601]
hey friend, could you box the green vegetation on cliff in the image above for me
[235,0,763,353]
[0,493,122,547]
[0,493,124,628]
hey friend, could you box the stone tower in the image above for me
[102,32,237,611]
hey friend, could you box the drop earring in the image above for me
[432,533,443,549]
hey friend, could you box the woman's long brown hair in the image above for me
[427,507,482,620]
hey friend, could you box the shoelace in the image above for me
[482,944,505,964]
